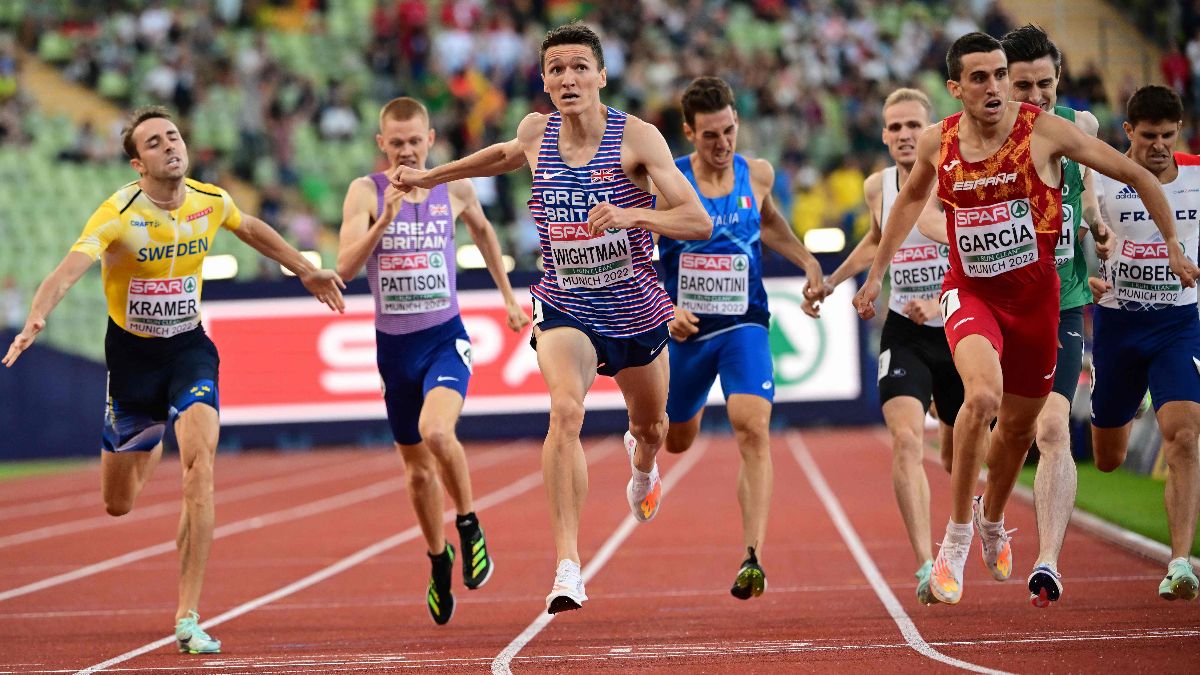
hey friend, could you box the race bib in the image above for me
[1112,240,1181,306]
[548,222,634,290]
[678,252,749,315]
[954,199,1038,277]
[126,275,200,337]
[378,252,451,314]
[889,243,948,307]
[1055,204,1076,268]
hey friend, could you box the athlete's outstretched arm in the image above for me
[2,252,93,367]
[453,179,530,332]
[853,126,939,319]
[234,215,346,312]
[587,118,712,240]
[337,177,404,282]
[1041,113,1199,286]
[392,114,545,191]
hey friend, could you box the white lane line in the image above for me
[786,432,1008,675]
[73,441,602,675]
[491,438,709,675]
[0,446,515,603]
[0,455,397,549]
[0,451,355,521]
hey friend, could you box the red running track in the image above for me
[0,429,1197,673]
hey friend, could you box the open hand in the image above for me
[2,317,45,368]
[300,269,347,313]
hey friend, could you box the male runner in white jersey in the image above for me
[1000,24,1112,606]
[658,76,825,600]
[3,106,345,651]
[393,22,711,613]
[813,88,964,605]
[1091,85,1200,600]
[337,97,529,624]
[854,33,1197,605]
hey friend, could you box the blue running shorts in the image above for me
[666,324,774,422]
[1090,304,1200,428]
[376,316,473,445]
[530,297,669,377]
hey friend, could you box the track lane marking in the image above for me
[491,438,709,674]
[787,432,1008,675]
[0,446,518,603]
[73,441,613,674]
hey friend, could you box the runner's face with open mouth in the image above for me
[881,100,928,169]
[1008,56,1059,112]
[686,106,738,172]
[950,50,1010,126]
[131,118,189,181]
[542,45,606,115]
[1124,118,1181,176]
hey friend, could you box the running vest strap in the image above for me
[366,176,459,335]
[528,107,673,337]
[71,178,242,338]
[1096,152,1200,311]
[659,153,768,340]
[882,165,950,328]
[937,103,1060,292]
[1054,105,1092,310]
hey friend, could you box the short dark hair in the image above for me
[540,21,604,73]
[946,32,1004,81]
[1000,24,1062,75]
[681,77,735,126]
[121,105,174,159]
[1126,85,1184,126]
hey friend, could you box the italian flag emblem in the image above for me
[738,196,752,209]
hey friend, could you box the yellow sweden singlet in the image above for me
[71,178,243,338]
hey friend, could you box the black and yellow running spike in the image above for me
[427,544,455,625]
[730,546,767,600]
[459,520,494,590]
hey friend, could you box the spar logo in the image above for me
[130,276,196,295]
[549,223,597,241]
[893,244,942,263]
[1010,200,1029,218]
[768,290,826,387]
[682,254,730,271]
[1121,241,1169,259]
[380,253,434,270]
[955,203,1013,227]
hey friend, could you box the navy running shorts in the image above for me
[1090,304,1200,428]
[102,318,219,453]
[529,297,669,377]
[376,316,473,445]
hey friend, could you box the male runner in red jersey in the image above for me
[854,32,1198,605]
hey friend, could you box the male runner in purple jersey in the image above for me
[393,22,712,614]
[337,97,528,625]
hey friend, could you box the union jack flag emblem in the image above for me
[429,204,449,216]
[590,169,616,183]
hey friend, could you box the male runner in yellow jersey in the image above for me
[2,106,345,653]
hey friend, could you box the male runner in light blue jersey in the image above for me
[392,22,712,613]
[658,76,824,600]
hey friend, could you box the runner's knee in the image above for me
[962,388,1001,422]
[731,418,769,455]
[548,398,585,437]
[418,422,456,455]
[402,455,439,492]
[181,455,214,504]
[630,416,666,449]
[1035,415,1071,453]
[889,425,923,462]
